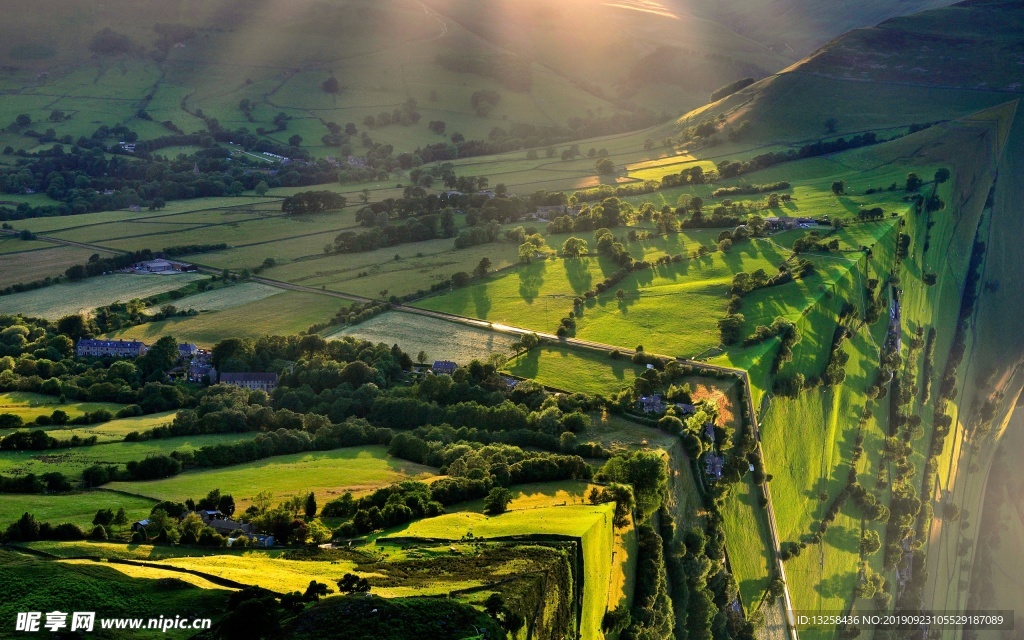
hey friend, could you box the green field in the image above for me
[0,244,100,288]
[1,410,177,444]
[0,392,124,424]
[0,433,258,480]
[329,311,518,364]
[0,273,207,320]
[391,503,615,640]
[147,282,283,314]
[108,290,344,347]
[0,549,228,639]
[107,446,436,509]
[505,345,642,396]
[0,490,158,530]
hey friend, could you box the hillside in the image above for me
[671,0,1024,633]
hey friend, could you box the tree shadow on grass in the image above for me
[815,569,852,599]
[507,349,541,380]
[563,257,592,294]
[471,284,491,319]
[518,260,546,302]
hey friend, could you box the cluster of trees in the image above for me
[0,472,73,494]
[3,512,102,543]
[0,315,192,412]
[413,110,662,165]
[0,428,98,451]
[281,191,347,215]
[0,128,334,218]
[361,99,422,129]
[711,181,790,198]
[792,231,840,254]
[710,77,756,102]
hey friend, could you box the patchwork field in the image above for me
[329,311,519,364]
[391,503,616,640]
[0,392,124,424]
[0,490,158,531]
[505,345,642,396]
[0,409,177,444]
[107,446,437,509]
[0,433,259,481]
[108,290,344,347]
[0,244,100,288]
[0,272,206,320]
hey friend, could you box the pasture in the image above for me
[390,503,616,640]
[0,490,157,530]
[0,433,259,480]
[329,311,519,364]
[147,282,283,314]
[107,291,344,347]
[14,411,179,442]
[0,392,124,424]
[0,245,99,288]
[505,345,641,396]
[0,273,206,321]
[107,446,437,509]
[0,549,228,640]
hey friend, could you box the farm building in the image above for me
[201,510,253,536]
[637,394,665,414]
[134,259,198,273]
[764,217,798,231]
[178,343,201,359]
[431,360,458,375]
[76,338,149,358]
[675,403,696,415]
[130,519,150,533]
[219,372,279,392]
[705,454,724,481]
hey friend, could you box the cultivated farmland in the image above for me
[107,446,437,509]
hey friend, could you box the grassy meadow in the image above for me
[0,273,206,321]
[0,392,123,424]
[392,503,616,640]
[0,433,259,481]
[107,291,344,347]
[107,446,437,510]
[328,311,519,364]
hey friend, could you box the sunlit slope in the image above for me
[0,0,623,155]
[740,94,1021,631]
[421,0,791,112]
[680,0,1024,144]
[687,0,956,56]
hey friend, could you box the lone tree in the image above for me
[595,157,615,175]
[561,237,588,258]
[518,242,535,264]
[934,167,951,184]
[304,492,317,519]
[474,257,491,278]
[905,172,923,191]
[321,77,339,93]
[831,180,846,195]
[483,487,513,515]
[824,117,838,134]
[336,573,370,594]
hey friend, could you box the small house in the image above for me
[675,403,696,415]
[131,519,150,533]
[703,423,716,444]
[219,372,278,392]
[431,360,458,376]
[76,338,149,358]
[705,454,724,481]
[638,394,665,414]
